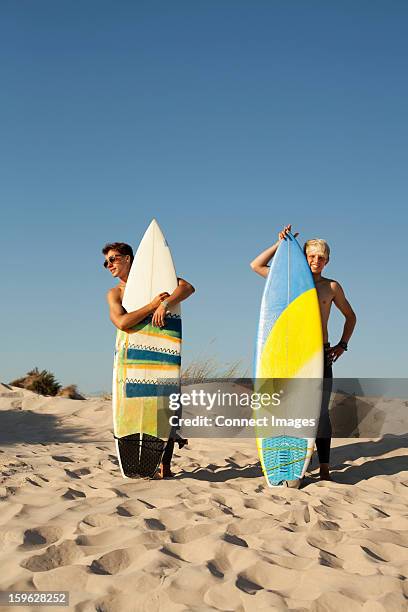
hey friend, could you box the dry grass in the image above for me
[57,385,85,400]
[181,357,248,382]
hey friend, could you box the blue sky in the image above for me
[1,1,407,392]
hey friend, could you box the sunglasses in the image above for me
[103,254,124,268]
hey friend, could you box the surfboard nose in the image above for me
[145,218,165,243]
[147,218,160,232]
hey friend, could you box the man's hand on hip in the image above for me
[328,344,345,363]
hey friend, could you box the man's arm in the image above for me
[107,289,169,332]
[152,277,195,327]
[250,224,298,278]
[250,242,280,278]
[329,282,357,361]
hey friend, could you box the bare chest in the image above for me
[315,281,334,328]
[316,283,333,307]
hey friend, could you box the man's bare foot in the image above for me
[150,471,162,480]
[160,463,175,478]
[319,464,332,481]
[150,464,175,479]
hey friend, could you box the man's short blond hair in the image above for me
[303,239,330,261]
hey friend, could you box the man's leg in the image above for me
[158,438,175,478]
[316,346,333,480]
[156,393,188,478]
[315,439,331,479]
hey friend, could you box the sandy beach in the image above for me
[1,385,407,611]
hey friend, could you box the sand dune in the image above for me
[0,387,407,610]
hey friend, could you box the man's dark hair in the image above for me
[102,242,134,262]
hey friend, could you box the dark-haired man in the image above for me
[103,242,195,478]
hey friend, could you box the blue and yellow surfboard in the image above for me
[254,232,323,487]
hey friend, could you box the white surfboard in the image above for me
[122,219,180,316]
[112,219,182,478]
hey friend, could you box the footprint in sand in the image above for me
[157,509,191,531]
[207,560,225,579]
[90,548,134,575]
[239,560,300,593]
[51,455,75,463]
[170,523,214,544]
[116,499,155,517]
[235,574,263,595]
[21,526,63,549]
[144,518,166,531]
[307,527,344,549]
[64,467,92,479]
[21,540,83,572]
[225,516,277,538]
[76,527,135,548]
[207,548,233,580]
[62,487,86,500]
[319,549,345,569]
[223,533,248,548]
[194,507,219,519]
[80,513,120,528]
[136,531,167,550]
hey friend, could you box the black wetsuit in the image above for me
[315,343,333,464]
[162,438,175,466]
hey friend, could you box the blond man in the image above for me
[250,225,356,480]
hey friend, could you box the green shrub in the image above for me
[10,368,62,396]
